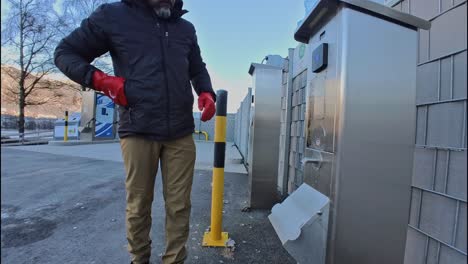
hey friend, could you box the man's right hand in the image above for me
[92,70,128,107]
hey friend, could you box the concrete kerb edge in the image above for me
[48,139,120,146]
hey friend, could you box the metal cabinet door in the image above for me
[303,148,334,197]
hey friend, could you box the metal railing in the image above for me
[233,88,252,166]
[194,130,209,141]
[1,130,53,145]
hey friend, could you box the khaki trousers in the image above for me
[120,135,196,264]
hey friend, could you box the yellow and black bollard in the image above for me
[64,111,69,142]
[203,90,229,247]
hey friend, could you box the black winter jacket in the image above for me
[54,0,215,140]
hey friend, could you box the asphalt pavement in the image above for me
[1,143,294,264]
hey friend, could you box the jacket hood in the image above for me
[122,0,188,19]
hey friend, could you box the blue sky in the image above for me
[182,0,305,111]
[2,0,308,112]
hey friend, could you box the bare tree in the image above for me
[57,0,114,77]
[59,0,111,30]
[2,0,59,141]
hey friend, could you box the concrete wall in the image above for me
[388,1,467,263]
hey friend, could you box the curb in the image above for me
[48,139,120,146]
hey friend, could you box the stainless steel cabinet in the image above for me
[270,0,430,263]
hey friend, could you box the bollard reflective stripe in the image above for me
[64,111,69,142]
[203,90,230,247]
[213,117,227,143]
[213,115,227,168]
[213,141,226,168]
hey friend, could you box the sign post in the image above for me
[64,111,69,142]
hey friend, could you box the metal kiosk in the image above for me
[247,61,284,209]
[269,1,430,264]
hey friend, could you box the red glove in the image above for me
[198,92,216,122]
[92,71,128,107]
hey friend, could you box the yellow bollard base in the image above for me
[202,232,229,247]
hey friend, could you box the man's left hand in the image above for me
[198,92,216,122]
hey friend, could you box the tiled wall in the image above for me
[286,70,308,192]
[390,1,467,263]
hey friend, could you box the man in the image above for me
[54,0,216,263]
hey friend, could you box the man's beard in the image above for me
[148,0,174,19]
[155,6,171,19]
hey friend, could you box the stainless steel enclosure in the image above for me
[247,63,283,209]
[294,0,430,263]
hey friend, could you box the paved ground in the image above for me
[7,141,246,174]
[1,143,294,264]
